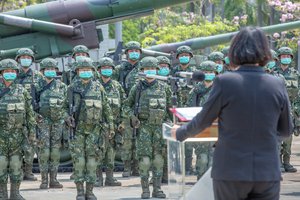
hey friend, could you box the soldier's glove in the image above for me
[115,133,124,149]
[36,114,43,123]
[28,134,36,145]
[130,116,140,129]
[65,116,75,128]
[108,131,115,140]
[118,121,126,133]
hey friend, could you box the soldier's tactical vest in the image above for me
[17,69,40,92]
[103,81,121,120]
[280,69,299,100]
[0,84,26,129]
[119,62,140,95]
[38,81,65,121]
[137,82,167,125]
[74,81,103,126]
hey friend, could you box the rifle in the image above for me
[67,88,75,140]
[132,81,143,139]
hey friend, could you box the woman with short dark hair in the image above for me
[172,27,293,200]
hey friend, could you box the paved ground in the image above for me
[14,136,300,200]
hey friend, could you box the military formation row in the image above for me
[0,41,298,200]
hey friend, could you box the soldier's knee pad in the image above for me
[39,148,50,158]
[51,148,60,162]
[0,156,8,175]
[74,157,85,171]
[153,154,164,169]
[86,157,97,170]
[139,157,151,171]
[9,155,22,175]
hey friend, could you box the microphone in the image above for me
[138,72,169,81]
[175,71,205,82]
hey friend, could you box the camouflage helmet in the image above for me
[74,57,94,70]
[156,56,171,66]
[15,48,35,60]
[221,46,230,56]
[125,41,142,53]
[72,45,90,57]
[270,49,278,61]
[97,57,115,69]
[40,58,58,70]
[208,52,224,62]
[176,45,193,58]
[0,59,19,72]
[199,61,217,72]
[277,47,293,59]
[139,56,159,70]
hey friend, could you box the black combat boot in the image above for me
[85,183,97,200]
[76,182,85,200]
[0,182,8,200]
[94,168,103,187]
[283,156,297,173]
[39,172,48,189]
[23,163,37,181]
[141,177,150,199]
[10,182,25,200]
[49,170,63,188]
[152,177,166,198]
[105,168,121,186]
[122,160,131,177]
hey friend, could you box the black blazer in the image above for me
[176,65,293,181]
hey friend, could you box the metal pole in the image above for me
[115,21,123,48]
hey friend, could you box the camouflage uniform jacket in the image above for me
[122,79,172,124]
[16,68,44,91]
[113,60,141,96]
[67,79,114,134]
[35,79,68,123]
[0,82,36,136]
[171,64,196,107]
[100,78,126,126]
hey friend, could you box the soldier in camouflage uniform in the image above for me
[62,45,90,86]
[208,51,225,74]
[123,56,171,199]
[15,48,44,181]
[95,57,125,187]
[34,58,67,189]
[65,57,114,200]
[265,50,279,74]
[221,46,232,71]
[171,45,195,175]
[187,61,217,180]
[115,41,142,177]
[0,59,36,200]
[274,47,298,173]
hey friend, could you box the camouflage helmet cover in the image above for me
[15,48,35,60]
[277,47,293,58]
[140,56,159,70]
[270,49,278,60]
[199,61,217,72]
[72,45,90,57]
[221,46,230,56]
[208,51,224,62]
[97,57,115,69]
[74,57,95,70]
[125,41,142,53]
[176,45,193,58]
[40,58,58,70]
[0,59,19,71]
[156,56,171,66]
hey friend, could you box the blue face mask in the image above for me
[44,70,57,78]
[216,64,223,73]
[3,72,17,81]
[205,73,216,81]
[79,71,93,79]
[101,68,113,77]
[144,69,157,76]
[128,52,140,61]
[20,58,32,67]
[158,67,170,76]
[179,56,190,64]
[281,58,292,65]
[224,57,230,65]
[75,56,86,62]
[266,61,276,69]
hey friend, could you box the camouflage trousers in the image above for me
[281,135,293,164]
[136,123,165,179]
[69,125,103,184]
[22,127,36,167]
[37,120,63,173]
[194,142,213,179]
[0,128,24,183]
[99,138,117,170]
[121,119,137,166]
